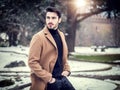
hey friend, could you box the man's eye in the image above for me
[46,17,50,19]
[52,17,56,19]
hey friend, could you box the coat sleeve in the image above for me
[61,32,71,72]
[28,33,52,83]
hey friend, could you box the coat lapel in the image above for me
[43,27,57,49]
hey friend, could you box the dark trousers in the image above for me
[47,76,75,90]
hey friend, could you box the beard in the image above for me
[47,23,58,30]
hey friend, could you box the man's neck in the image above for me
[48,28,58,35]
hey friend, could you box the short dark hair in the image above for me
[46,6,61,18]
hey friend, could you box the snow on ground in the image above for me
[68,77,117,90]
[0,52,28,68]
[0,45,29,55]
[71,66,120,76]
[0,46,120,90]
[69,60,112,72]
[75,47,120,55]
[69,60,120,76]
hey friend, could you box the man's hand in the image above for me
[49,78,56,84]
[61,71,70,77]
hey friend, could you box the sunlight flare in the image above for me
[75,0,87,8]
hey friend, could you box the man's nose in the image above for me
[49,18,53,22]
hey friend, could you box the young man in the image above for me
[28,7,75,90]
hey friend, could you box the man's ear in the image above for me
[58,18,62,23]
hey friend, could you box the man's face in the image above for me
[46,12,61,30]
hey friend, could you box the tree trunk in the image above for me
[19,26,28,46]
[66,1,77,52]
[8,30,18,47]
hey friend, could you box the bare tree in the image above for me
[60,0,120,52]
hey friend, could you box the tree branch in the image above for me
[76,8,108,23]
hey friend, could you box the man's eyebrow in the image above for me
[46,16,57,18]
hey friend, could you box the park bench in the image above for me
[91,45,107,52]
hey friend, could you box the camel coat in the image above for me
[28,26,70,90]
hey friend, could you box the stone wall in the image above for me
[75,15,120,47]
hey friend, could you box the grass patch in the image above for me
[72,54,120,63]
